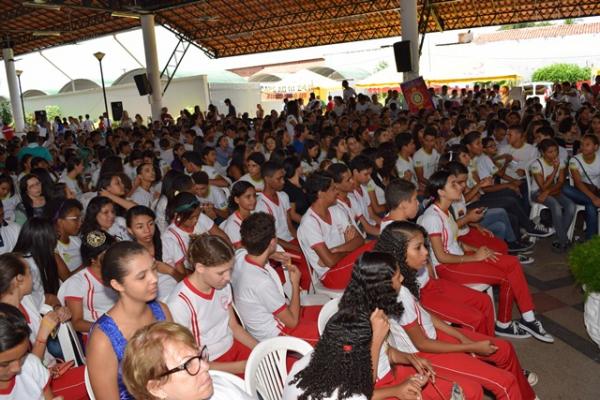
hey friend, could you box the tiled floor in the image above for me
[491,237,600,399]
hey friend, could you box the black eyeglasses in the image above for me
[160,346,209,377]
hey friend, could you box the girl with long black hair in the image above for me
[81,196,130,240]
[16,174,46,223]
[220,181,256,248]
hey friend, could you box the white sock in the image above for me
[522,311,535,322]
[496,321,510,328]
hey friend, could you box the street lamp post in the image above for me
[15,70,25,126]
[93,51,109,123]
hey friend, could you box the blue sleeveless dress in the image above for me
[94,301,166,400]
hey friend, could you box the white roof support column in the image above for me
[140,14,163,123]
[400,0,420,82]
[2,48,25,133]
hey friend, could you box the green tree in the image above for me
[0,102,12,126]
[531,63,591,83]
[44,105,62,122]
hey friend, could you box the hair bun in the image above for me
[86,230,107,248]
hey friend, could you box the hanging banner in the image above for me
[400,77,434,113]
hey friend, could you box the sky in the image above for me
[1,16,598,97]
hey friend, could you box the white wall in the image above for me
[208,83,262,116]
[22,75,211,121]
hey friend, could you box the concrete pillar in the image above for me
[400,0,420,82]
[2,48,25,133]
[140,14,163,122]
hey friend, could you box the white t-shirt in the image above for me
[395,156,417,186]
[57,267,118,322]
[231,254,287,341]
[107,217,130,241]
[418,205,463,267]
[237,174,264,192]
[476,154,499,180]
[1,195,20,222]
[0,222,20,255]
[529,157,565,192]
[22,257,44,309]
[286,115,301,139]
[59,174,82,199]
[0,354,49,400]
[349,185,375,226]
[498,143,538,180]
[256,192,294,242]
[131,186,158,208]
[569,153,600,186]
[167,278,234,359]
[283,351,368,400]
[301,160,319,176]
[389,286,436,354]
[161,215,215,269]
[297,205,358,279]
[157,273,177,302]
[220,211,245,247]
[413,148,440,180]
[155,195,169,234]
[210,374,254,400]
[56,236,83,272]
[197,186,228,210]
[202,165,221,180]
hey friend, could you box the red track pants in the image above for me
[320,241,376,289]
[280,305,322,346]
[459,228,509,254]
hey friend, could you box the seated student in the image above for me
[59,155,85,199]
[347,234,537,400]
[237,151,265,192]
[87,241,173,400]
[348,156,382,230]
[220,181,256,248]
[91,172,138,212]
[81,196,130,241]
[130,163,159,208]
[200,147,229,188]
[394,133,419,190]
[498,125,538,198]
[565,134,600,240]
[413,127,440,187]
[284,308,428,400]
[298,171,371,290]
[232,212,321,345]
[126,206,179,295]
[191,172,229,220]
[530,139,576,253]
[0,304,61,399]
[181,150,203,176]
[162,192,229,275]
[167,235,257,376]
[328,163,379,237]
[283,156,310,224]
[58,231,118,334]
[379,179,495,336]
[421,170,553,343]
[257,161,311,289]
[155,172,194,234]
[0,201,20,255]
[557,117,581,156]
[0,174,20,223]
[122,322,254,400]
[0,253,87,399]
[535,125,568,165]
[54,199,84,274]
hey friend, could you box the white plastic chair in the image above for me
[279,267,331,306]
[244,336,313,400]
[84,366,96,400]
[317,297,341,335]
[40,304,86,366]
[567,204,586,241]
[209,370,249,394]
[464,283,496,318]
[525,164,549,224]
[306,263,344,299]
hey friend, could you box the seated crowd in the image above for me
[1,81,600,399]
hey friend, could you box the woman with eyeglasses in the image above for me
[122,322,253,400]
[86,241,173,400]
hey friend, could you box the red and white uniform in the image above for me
[256,192,294,242]
[348,184,375,226]
[161,214,214,269]
[219,211,245,247]
[0,354,49,400]
[167,278,234,360]
[56,236,83,272]
[58,268,118,322]
[418,204,463,268]
[454,195,508,255]
[390,286,436,353]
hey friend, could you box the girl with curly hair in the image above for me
[375,221,538,400]
[284,307,425,400]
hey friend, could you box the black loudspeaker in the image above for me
[133,73,152,96]
[111,101,123,121]
[393,40,412,72]
[34,110,47,124]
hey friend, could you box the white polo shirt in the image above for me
[395,156,417,186]
[413,148,440,180]
[297,205,356,279]
[56,236,82,272]
[231,254,287,341]
[0,354,49,400]
[418,204,463,267]
[107,217,130,241]
[167,278,234,359]
[476,154,499,180]
[0,222,20,255]
[256,192,294,242]
[197,186,228,210]
[57,267,118,322]
[161,215,215,269]
[220,211,245,247]
[498,142,538,180]
[389,286,436,354]
[349,185,375,226]
[131,186,156,208]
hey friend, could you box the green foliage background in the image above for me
[568,236,600,296]
[532,63,591,83]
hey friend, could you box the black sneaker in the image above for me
[518,318,555,343]
[508,240,535,253]
[526,224,554,238]
[495,321,531,339]
[551,242,568,254]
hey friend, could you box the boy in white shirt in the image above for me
[167,235,256,375]
[191,171,229,220]
[498,125,538,182]
[231,212,321,344]
[394,133,419,190]
[413,128,440,185]
[349,155,382,229]
[200,146,230,188]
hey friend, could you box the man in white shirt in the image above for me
[413,128,440,184]
[342,80,357,102]
[498,125,537,203]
